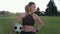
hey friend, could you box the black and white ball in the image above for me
[13,23,22,33]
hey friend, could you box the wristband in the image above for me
[36,29,39,32]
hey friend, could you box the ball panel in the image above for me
[13,23,22,33]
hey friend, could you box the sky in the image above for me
[0,0,60,13]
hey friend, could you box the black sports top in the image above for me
[22,14,35,26]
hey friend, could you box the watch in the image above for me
[36,29,39,32]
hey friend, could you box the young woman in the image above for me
[8,2,44,34]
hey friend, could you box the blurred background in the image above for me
[0,0,60,34]
[0,0,60,16]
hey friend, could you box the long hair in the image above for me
[25,5,29,13]
[25,2,35,13]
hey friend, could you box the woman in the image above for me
[8,2,44,34]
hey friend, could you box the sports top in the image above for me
[22,14,35,26]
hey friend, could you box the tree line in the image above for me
[0,0,60,16]
[34,0,60,16]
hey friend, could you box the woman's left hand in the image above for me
[31,28,36,32]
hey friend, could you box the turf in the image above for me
[0,16,60,34]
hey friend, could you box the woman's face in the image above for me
[29,4,36,12]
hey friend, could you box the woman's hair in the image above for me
[28,2,35,7]
[25,5,29,12]
[25,2,35,12]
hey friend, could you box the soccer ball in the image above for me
[13,23,22,33]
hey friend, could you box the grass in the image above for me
[0,16,60,34]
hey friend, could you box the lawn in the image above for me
[0,16,60,34]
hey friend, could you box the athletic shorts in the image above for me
[20,31,36,34]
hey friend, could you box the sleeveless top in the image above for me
[22,14,35,26]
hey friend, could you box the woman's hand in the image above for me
[31,28,36,32]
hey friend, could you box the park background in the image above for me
[0,0,60,34]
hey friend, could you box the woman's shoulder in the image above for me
[33,13,40,19]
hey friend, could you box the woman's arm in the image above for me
[8,14,23,34]
[35,14,44,31]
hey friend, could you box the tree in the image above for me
[34,7,41,16]
[45,0,58,16]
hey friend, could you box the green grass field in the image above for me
[0,16,60,34]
